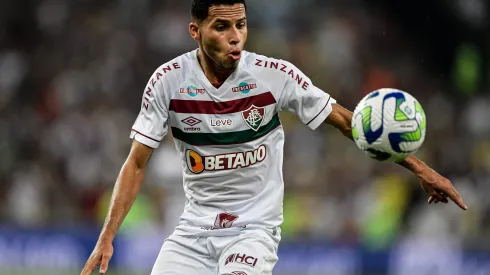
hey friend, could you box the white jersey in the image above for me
[130,49,336,236]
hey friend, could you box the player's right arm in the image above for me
[82,63,172,274]
[81,140,153,275]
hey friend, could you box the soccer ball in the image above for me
[351,88,427,162]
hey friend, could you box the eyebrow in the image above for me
[214,17,247,24]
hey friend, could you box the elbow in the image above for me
[122,155,147,179]
[127,140,153,171]
[129,158,147,174]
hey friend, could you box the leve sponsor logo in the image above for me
[186,145,267,174]
[210,118,233,128]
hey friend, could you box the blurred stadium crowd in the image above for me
[1,0,489,253]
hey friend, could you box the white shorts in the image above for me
[150,228,280,275]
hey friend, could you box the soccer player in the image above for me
[81,1,467,274]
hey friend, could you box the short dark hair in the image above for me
[191,0,246,22]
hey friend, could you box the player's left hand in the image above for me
[418,168,467,210]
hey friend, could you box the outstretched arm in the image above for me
[81,140,154,275]
[325,103,467,210]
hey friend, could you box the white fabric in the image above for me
[150,228,280,275]
[131,49,336,237]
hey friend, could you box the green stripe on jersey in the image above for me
[172,114,281,146]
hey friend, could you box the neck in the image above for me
[197,49,235,88]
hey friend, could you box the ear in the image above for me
[189,22,200,41]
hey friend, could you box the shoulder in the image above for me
[242,51,288,75]
[147,51,196,91]
[242,51,311,91]
[142,50,199,107]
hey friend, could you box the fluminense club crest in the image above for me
[241,105,265,131]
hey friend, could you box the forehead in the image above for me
[207,3,246,22]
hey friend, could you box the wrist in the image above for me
[99,231,115,244]
[398,155,427,176]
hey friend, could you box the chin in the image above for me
[220,61,238,70]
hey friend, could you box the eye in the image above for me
[215,25,226,31]
[237,22,246,29]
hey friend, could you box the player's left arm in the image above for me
[325,103,467,210]
[273,60,466,210]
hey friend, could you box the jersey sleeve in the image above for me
[130,69,169,148]
[278,62,336,130]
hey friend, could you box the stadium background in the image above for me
[1,0,489,274]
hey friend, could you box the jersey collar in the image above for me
[191,49,246,97]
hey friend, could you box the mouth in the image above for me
[228,50,241,60]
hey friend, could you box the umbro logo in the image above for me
[181,116,201,131]
[181,116,201,127]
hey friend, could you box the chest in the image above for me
[167,77,280,146]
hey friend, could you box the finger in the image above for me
[435,192,449,203]
[428,196,435,204]
[84,255,101,275]
[431,191,444,202]
[448,188,467,210]
[81,262,92,275]
[81,262,96,275]
[99,254,112,274]
[440,194,449,204]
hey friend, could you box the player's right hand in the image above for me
[81,241,114,275]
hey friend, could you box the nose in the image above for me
[229,27,241,45]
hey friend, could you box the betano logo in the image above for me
[186,145,267,174]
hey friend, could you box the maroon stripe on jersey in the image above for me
[131,129,162,142]
[169,92,276,114]
[306,96,331,126]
